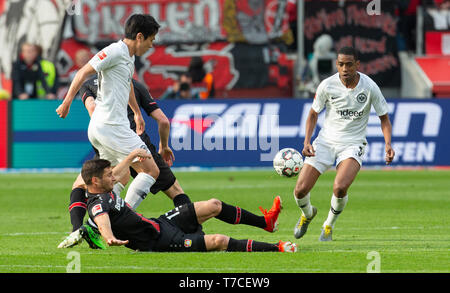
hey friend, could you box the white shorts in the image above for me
[88,121,149,166]
[304,137,366,174]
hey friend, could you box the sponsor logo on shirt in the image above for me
[336,109,364,119]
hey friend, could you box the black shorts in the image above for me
[131,134,176,194]
[153,203,206,252]
[92,133,176,195]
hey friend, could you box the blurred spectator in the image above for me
[0,88,11,100]
[160,72,199,100]
[69,49,92,81]
[60,48,93,100]
[433,0,450,8]
[309,34,336,88]
[35,45,58,100]
[396,0,422,52]
[11,43,56,100]
[287,0,297,52]
[188,56,215,99]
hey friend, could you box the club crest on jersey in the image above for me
[92,204,103,216]
[356,93,367,103]
[184,239,192,248]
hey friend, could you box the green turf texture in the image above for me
[0,170,449,273]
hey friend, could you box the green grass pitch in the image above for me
[0,169,449,273]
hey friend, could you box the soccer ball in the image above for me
[273,148,304,177]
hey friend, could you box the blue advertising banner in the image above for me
[10,99,450,168]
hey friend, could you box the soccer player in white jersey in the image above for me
[56,14,163,210]
[293,47,395,241]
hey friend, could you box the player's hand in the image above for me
[132,148,152,162]
[107,238,129,246]
[159,145,175,167]
[135,115,145,135]
[302,143,315,157]
[385,144,395,165]
[56,102,70,118]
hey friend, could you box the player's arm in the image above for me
[93,213,129,246]
[56,64,96,118]
[302,109,318,157]
[128,82,145,135]
[150,109,175,166]
[379,114,395,165]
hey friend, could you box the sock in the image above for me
[112,182,125,196]
[172,193,191,207]
[69,187,87,232]
[294,192,313,218]
[226,238,278,252]
[323,194,348,228]
[124,173,156,210]
[216,201,266,229]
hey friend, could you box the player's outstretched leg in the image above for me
[199,196,282,232]
[292,164,321,239]
[204,234,297,253]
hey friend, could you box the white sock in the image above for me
[294,192,313,218]
[124,173,155,210]
[112,182,125,196]
[323,194,348,228]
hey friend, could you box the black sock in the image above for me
[69,188,87,232]
[226,238,278,252]
[173,193,191,207]
[216,201,266,229]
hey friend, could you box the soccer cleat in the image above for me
[319,225,333,241]
[294,206,317,239]
[80,224,106,249]
[57,229,84,248]
[277,241,298,253]
[259,196,282,232]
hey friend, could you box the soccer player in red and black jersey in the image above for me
[82,149,297,253]
[58,77,191,249]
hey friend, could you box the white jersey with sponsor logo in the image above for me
[88,40,135,126]
[312,72,389,145]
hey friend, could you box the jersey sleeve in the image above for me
[133,80,159,116]
[370,82,389,116]
[88,197,110,220]
[88,45,120,73]
[311,81,328,113]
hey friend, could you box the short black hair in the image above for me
[124,14,160,40]
[81,159,111,185]
[337,46,359,61]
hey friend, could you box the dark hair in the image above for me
[81,159,111,185]
[124,14,160,40]
[179,82,190,91]
[338,46,359,61]
[188,56,206,83]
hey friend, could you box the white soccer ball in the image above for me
[273,148,304,177]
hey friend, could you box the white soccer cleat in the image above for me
[319,225,333,242]
[294,206,317,239]
[57,229,84,248]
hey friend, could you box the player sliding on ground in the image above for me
[81,149,297,253]
[293,46,395,241]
